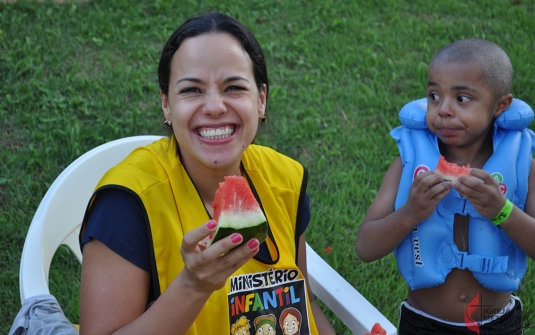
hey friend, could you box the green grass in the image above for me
[1,0,535,334]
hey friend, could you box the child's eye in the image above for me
[456,95,471,103]
[428,92,439,101]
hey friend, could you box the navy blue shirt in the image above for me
[80,188,310,272]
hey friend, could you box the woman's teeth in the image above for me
[198,126,235,139]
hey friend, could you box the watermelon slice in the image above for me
[435,155,470,181]
[365,323,387,335]
[207,176,268,247]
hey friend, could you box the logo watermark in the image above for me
[464,291,533,334]
[464,291,481,334]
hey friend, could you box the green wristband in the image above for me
[490,199,514,226]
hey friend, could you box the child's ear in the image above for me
[493,93,513,118]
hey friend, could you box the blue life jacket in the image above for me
[391,98,535,291]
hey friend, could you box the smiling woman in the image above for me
[77,12,335,335]
[161,32,266,177]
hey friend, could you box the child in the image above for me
[356,38,535,334]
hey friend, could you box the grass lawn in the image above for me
[1,0,535,334]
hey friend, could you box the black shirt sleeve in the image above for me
[296,193,310,237]
[80,188,151,273]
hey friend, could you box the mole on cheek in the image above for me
[214,160,218,164]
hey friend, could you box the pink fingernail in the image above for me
[230,234,242,244]
[248,239,259,249]
[207,220,217,229]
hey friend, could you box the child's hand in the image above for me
[403,170,451,224]
[452,168,506,219]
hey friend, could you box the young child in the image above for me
[356,38,535,334]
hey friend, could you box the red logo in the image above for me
[464,291,481,334]
[491,173,507,195]
[413,165,429,180]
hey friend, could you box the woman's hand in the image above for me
[180,220,259,293]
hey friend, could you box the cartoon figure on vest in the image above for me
[356,38,535,334]
[280,307,301,335]
[254,314,276,335]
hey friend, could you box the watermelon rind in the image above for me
[207,210,268,247]
[441,175,456,182]
[207,175,268,248]
[435,156,470,181]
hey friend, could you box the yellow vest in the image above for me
[85,138,319,335]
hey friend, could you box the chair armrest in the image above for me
[305,243,397,335]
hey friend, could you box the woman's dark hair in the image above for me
[158,12,269,115]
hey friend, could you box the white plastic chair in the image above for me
[306,245,397,334]
[19,135,163,302]
[19,135,397,335]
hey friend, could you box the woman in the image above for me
[79,12,335,335]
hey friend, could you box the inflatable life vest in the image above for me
[391,98,535,291]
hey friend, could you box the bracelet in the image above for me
[490,199,514,226]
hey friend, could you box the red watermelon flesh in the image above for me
[207,176,267,247]
[435,155,470,181]
[365,323,387,335]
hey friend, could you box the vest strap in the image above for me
[438,242,508,274]
[437,190,485,218]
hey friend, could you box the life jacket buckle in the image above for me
[459,252,494,274]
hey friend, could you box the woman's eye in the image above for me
[180,87,201,94]
[227,85,245,91]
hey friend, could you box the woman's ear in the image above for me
[161,90,171,120]
[258,84,267,118]
[494,93,513,118]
